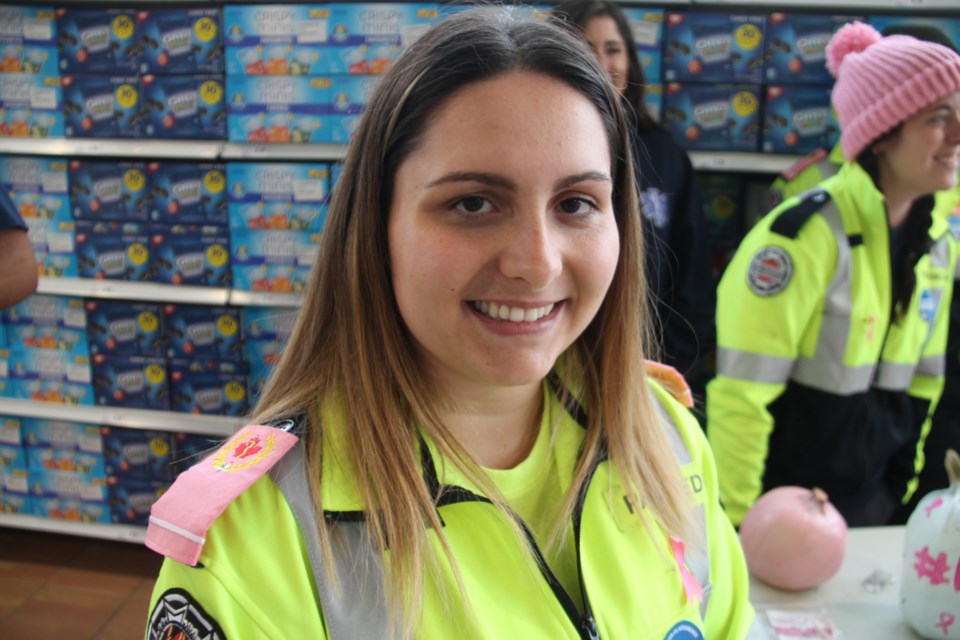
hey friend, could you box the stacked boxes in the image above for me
[228,162,328,292]
[242,305,297,402]
[0,5,63,138]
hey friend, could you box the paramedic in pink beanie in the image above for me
[708,22,960,527]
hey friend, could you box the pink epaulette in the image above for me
[645,360,694,409]
[145,423,299,566]
[781,148,828,181]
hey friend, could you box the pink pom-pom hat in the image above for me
[826,21,960,160]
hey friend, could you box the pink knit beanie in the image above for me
[826,21,960,160]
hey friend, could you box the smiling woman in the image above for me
[143,7,761,640]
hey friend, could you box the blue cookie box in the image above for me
[141,73,226,139]
[101,426,174,480]
[763,84,840,154]
[61,74,141,138]
[163,304,243,361]
[150,223,231,287]
[764,13,863,85]
[56,8,139,74]
[662,82,762,152]
[75,220,151,281]
[91,353,169,410]
[169,358,249,416]
[137,8,224,74]
[69,160,149,221]
[664,12,766,83]
[146,162,228,225]
[85,299,165,357]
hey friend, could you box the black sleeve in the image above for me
[0,189,27,231]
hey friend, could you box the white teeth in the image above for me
[474,301,555,323]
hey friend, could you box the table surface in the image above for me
[749,526,919,639]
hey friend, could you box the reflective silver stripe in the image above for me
[658,399,710,621]
[931,235,951,269]
[270,444,396,640]
[791,195,873,393]
[916,353,947,378]
[715,348,793,384]
[873,361,917,391]
[817,158,839,180]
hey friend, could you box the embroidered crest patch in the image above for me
[148,588,226,640]
[747,246,793,296]
[211,430,276,472]
[663,620,705,640]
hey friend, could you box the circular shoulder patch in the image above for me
[664,620,705,639]
[747,246,793,296]
[148,588,226,640]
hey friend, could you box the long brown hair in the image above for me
[251,6,694,630]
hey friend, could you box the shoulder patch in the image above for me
[145,423,300,566]
[781,148,828,181]
[148,588,226,640]
[748,246,793,296]
[770,188,831,239]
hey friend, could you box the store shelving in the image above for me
[37,278,231,305]
[0,138,221,160]
[0,512,146,544]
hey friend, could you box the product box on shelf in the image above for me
[170,431,221,474]
[763,84,839,155]
[229,198,327,232]
[8,190,70,222]
[91,353,169,410]
[25,447,105,476]
[6,322,88,354]
[229,228,319,293]
[137,8,224,75]
[663,12,766,84]
[27,466,107,503]
[662,82,762,152]
[23,217,75,264]
[101,426,174,480]
[164,304,243,361]
[0,40,59,74]
[0,417,22,446]
[223,4,329,76]
[698,173,743,248]
[0,443,25,471]
[764,13,862,85]
[150,223,231,287]
[242,306,296,398]
[169,358,249,416]
[0,73,63,137]
[868,16,960,54]
[33,495,110,522]
[326,3,439,75]
[623,8,664,84]
[141,73,226,140]
[226,75,329,143]
[328,74,379,143]
[69,160,149,221]
[0,155,69,220]
[56,8,139,74]
[107,475,170,525]
[75,220,151,281]
[227,162,329,204]
[21,418,103,452]
[0,347,94,405]
[4,294,85,328]
[34,251,78,278]
[0,6,57,45]
[146,161,228,225]
[2,466,27,493]
[61,74,141,138]
[0,487,32,515]
[645,84,663,123]
[85,299,165,357]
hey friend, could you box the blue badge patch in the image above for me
[919,289,938,323]
[664,620,704,640]
[641,187,670,230]
[148,588,226,640]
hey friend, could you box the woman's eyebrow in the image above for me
[425,172,515,190]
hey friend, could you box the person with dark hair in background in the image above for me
[552,0,716,402]
[708,22,960,527]
[0,188,37,308]
[143,8,761,639]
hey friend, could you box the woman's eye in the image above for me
[558,197,596,215]
[454,196,493,214]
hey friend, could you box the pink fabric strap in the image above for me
[669,535,704,607]
[145,424,300,566]
[645,360,694,408]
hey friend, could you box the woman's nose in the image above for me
[498,214,563,289]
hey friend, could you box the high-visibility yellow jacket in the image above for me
[708,161,957,526]
[146,379,762,639]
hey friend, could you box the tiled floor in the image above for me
[0,526,162,639]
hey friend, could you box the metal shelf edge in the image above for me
[38,278,231,305]
[0,138,221,159]
[228,290,305,308]
[690,151,800,174]
[220,142,348,161]
[0,398,240,435]
[0,513,146,544]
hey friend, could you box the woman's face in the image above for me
[583,15,630,96]
[875,91,960,198]
[388,70,620,398]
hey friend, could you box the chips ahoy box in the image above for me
[764,13,862,85]
[150,224,231,287]
[137,8,224,74]
[69,160,149,221]
[6,321,87,355]
[226,75,329,143]
[0,155,69,220]
[230,228,318,292]
[21,418,102,453]
[664,12,766,83]
[61,74,141,138]
[85,299,165,357]
[169,358,249,416]
[75,220,151,281]
[623,8,664,83]
[92,353,169,410]
[327,3,438,75]
[763,84,839,154]
[0,73,64,137]
[229,199,327,232]
[662,82,762,152]
[328,74,379,143]
[146,162,228,225]
[33,496,110,523]
[141,73,226,139]
[223,4,329,76]
[0,38,59,75]
[242,306,297,398]
[228,162,329,231]
[4,293,85,329]
[0,6,57,45]
[56,8,140,74]
[101,426,174,480]
[0,347,94,405]
[163,304,243,361]
[23,217,74,261]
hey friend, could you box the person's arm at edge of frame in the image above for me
[0,189,37,308]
